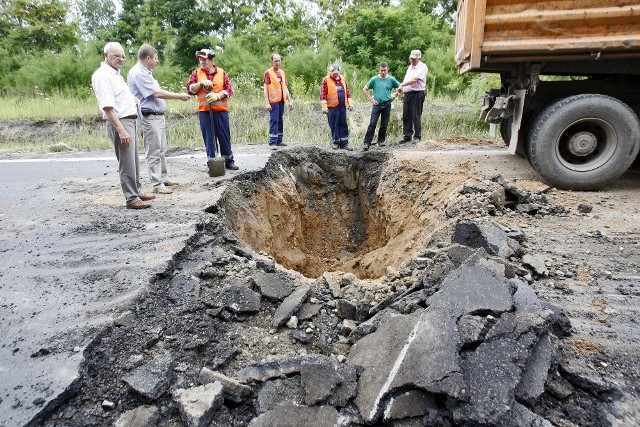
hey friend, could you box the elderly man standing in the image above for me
[128,44,191,194]
[186,48,239,171]
[91,41,155,209]
[263,53,293,150]
[397,49,429,144]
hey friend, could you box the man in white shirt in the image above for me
[397,49,429,143]
[91,41,155,209]
[128,44,191,194]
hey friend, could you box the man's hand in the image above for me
[288,101,294,112]
[201,79,213,91]
[321,103,328,115]
[265,101,272,111]
[347,98,354,111]
[118,129,132,147]
[178,93,191,101]
[206,92,220,103]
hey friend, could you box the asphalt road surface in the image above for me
[0,146,271,427]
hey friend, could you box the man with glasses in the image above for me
[91,41,155,209]
[362,62,400,150]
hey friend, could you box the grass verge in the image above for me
[0,95,490,155]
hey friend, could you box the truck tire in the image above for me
[499,118,511,145]
[527,94,640,190]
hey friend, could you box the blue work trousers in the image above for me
[269,101,285,146]
[327,105,349,147]
[199,110,235,166]
[363,101,392,146]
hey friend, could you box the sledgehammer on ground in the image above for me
[208,107,225,177]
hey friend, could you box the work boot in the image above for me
[226,162,240,171]
[378,141,386,147]
[363,143,370,151]
[126,200,151,209]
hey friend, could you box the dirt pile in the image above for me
[38,148,634,426]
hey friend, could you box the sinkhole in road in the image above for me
[220,147,463,279]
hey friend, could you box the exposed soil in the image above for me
[2,134,638,426]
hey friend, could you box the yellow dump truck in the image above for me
[455,0,640,189]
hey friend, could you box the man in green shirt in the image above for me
[362,62,401,150]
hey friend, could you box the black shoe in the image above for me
[398,139,410,144]
[378,141,386,147]
[412,138,421,143]
[363,144,370,151]
[226,163,239,170]
[276,143,287,147]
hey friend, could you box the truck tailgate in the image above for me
[456,0,640,73]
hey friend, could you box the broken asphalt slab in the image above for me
[0,146,270,426]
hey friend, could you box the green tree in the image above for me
[410,0,458,26]
[72,0,117,41]
[0,0,78,54]
[333,5,457,94]
[232,3,316,55]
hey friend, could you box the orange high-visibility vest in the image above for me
[325,75,348,108]
[266,68,287,103]
[196,68,229,112]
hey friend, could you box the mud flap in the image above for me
[508,90,526,155]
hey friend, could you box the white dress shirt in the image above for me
[91,62,138,119]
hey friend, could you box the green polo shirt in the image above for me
[366,75,401,103]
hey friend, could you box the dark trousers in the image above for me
[327,105,349,147]
[198,110,234,166]
[402,90,425,141]
[268,101,284,146]
[363,101,391,146]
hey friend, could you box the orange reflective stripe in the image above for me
[325,74,348,108]
[196,68,229,112]
[266,68,287,103]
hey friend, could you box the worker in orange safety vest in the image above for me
[320,63,353,150]
[263,53,293,150]
[186,48,239,171]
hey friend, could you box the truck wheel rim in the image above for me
[556,118,617,172]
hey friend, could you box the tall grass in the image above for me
[0,86,491,154]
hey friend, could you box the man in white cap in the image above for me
[397,49,428,143]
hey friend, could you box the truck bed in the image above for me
[455,0,640,75]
